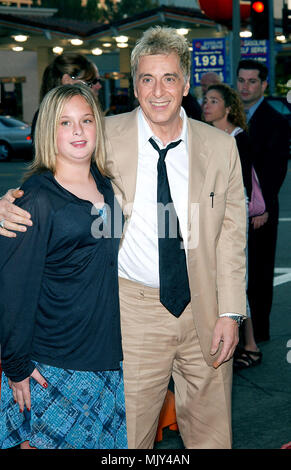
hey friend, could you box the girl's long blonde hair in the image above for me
[24,84,108,180]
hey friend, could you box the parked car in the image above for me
[0,115,32,162]
[265,96,291,158]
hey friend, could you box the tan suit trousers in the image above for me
[119,277,233,449]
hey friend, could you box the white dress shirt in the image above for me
[118,107,188,288]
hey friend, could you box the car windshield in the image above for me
[0,116,28,128]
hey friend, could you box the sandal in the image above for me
[233,347,262,370]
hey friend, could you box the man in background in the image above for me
[237,59,289,343]
[198,71,221,105]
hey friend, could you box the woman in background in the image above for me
[39,52,102,99]
[31,52,103,140]
[203,83,262,370]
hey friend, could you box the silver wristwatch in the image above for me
[228,315,244,326]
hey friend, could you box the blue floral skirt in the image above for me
[0,362,127,449]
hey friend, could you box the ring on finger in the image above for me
[0,218,5,229]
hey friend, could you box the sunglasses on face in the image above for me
[71,76,102,88]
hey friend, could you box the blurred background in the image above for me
[0,1,289,118]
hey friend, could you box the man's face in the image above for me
[237,68,267,109]
[134,53,190,135]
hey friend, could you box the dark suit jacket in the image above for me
[234,130,252,200]
[248,99,289,220]
[182,93,202,121]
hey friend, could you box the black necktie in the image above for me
[149,137,191,317]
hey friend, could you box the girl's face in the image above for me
[56,95,96,165]
[202,90,230,125]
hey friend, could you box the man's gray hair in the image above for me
[131,26,191,84]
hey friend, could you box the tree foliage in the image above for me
[37,0,159,22]
[116,0,159,19]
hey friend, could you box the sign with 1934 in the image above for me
[192,37,269,86]
[192,38,227,86]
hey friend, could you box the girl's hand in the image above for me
[8,368,48,413]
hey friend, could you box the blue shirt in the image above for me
[0,166,123,382]
[245,97,264,122]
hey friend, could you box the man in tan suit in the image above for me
[105,27,246,449]
[0,27,246,449]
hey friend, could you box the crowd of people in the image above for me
[0,25,289,450]
[200,61,289,367]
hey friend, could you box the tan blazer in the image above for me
[105,108,247,366]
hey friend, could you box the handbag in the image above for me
[248,166,266,217]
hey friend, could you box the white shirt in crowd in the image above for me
[118,106,189,288]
